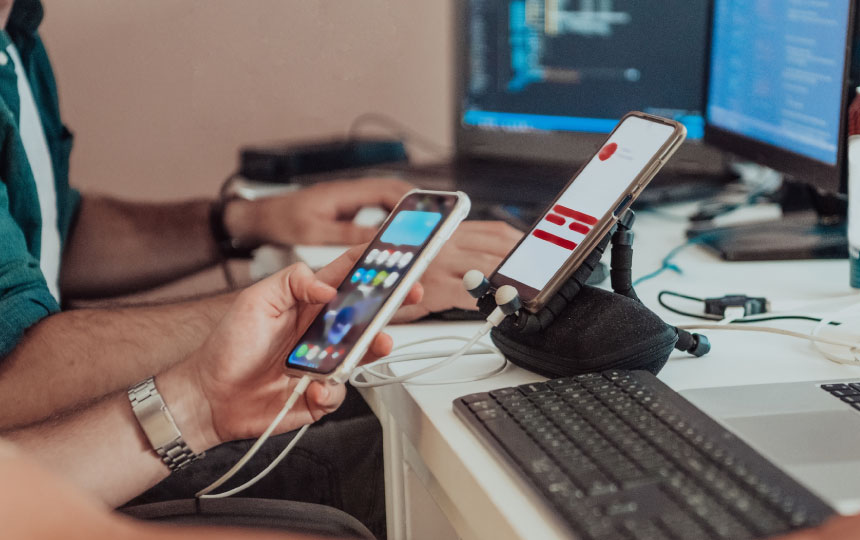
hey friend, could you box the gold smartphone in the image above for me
[489,112,686,313]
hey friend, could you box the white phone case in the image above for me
[284,190,471,383]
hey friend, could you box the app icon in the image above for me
[376,250,391,266]
[372,271,389,286]
[295,343,308,358]
[397,252,414,268]
[362,269,377,284]
[327,306,355,345]
[305,345,320,361]
[364,249,380,264]
[383,272,400,288]
[331,348,343,360]
[388,251,402,267]
[320,346,332,360]
[351,268,365,284]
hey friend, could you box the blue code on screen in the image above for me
[379,211,441,246]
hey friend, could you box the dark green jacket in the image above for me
[0,0,78,357]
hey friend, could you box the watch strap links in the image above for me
[128,376,204,472]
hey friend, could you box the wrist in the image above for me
[155,358,221,453]
[222,197,263,248]
[210,196,260,259]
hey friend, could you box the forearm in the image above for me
[0,293,234,429]
[5,358,216,507]
[6,390,172,506]
[60,195,222,299]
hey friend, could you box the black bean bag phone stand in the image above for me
[476,211,710,378]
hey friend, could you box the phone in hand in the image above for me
[284,190,471,382]
[489,112,686,313]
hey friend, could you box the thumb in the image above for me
[261,263,337,315]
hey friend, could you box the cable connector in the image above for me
[704,294,769,318]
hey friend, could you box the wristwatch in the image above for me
[128,376,204,472]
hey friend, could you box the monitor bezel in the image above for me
[452,0,726,175]
[703,0,856,193]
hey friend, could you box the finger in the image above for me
[390,304,431,324]
[304,381,347,418]
[250,263,336,316]
[397,282,422,307]
[362,332,394,364]
[330,178,415,212]
[283,263,336,305]
[314,244,367,286]
[314,221,378,246]
[451,221,523,257]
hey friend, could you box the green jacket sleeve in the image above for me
[0,176,59,358]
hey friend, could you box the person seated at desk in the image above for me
[2,253,860,539]
[2,253,421,538]
[0,0,521,533]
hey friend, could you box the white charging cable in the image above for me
[350,276,520,388]
[675,322,860,365]
[195,272,522,499]
[196,374,313,499]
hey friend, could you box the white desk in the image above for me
[346,208,860,540]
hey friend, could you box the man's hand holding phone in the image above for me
[156,246,423,452]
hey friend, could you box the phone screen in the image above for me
[493,115,677,297]
[286,193,459,374]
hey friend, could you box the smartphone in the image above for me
[284,190,470,382]
[489,112,686,312]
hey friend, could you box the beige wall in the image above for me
[40,0,453,202]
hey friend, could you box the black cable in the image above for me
[658,290,842,325]
[215,173,241,290]
[735,315,840,326]
[657,291,720,320]
[347,112,451,157]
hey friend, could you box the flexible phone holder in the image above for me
[477,210,709,378]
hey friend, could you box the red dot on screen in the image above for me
[598,143,618,161]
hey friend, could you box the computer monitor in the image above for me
[454,0,726,176]
[705,0,855,194]
[693,0,856,260]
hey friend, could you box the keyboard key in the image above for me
[519,382,550,394]
[821,383,849,391]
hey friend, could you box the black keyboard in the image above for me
[454,370,835,540]
[820,381,860,410]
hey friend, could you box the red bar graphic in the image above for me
[569,222,590,234]
[553,204,598,225]
[533,229,578,250]
[545,213,565,226]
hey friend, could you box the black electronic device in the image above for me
[476,209,710,374]
[454,370,835,540]
[691,0,856,261]
[238,138,408,183]
[385,0,730,206]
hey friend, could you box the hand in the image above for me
[225,177,414,247]
[393,221,523,322]
[160,245,422,451]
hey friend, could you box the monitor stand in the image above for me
[686,181,848,261]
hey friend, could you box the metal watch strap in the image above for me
[128,377,203,472]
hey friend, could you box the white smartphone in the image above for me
[489,112,687,312]
[284,190,471,383]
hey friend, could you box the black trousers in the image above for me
[124,387,386,539]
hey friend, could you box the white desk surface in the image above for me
[297,206,860,540]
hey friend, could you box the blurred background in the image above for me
[41,0,452,201]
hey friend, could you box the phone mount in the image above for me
[475,210,710,378]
